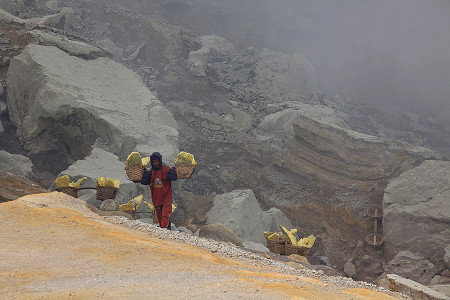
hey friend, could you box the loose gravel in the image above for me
[106,216,409,299]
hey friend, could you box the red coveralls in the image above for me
[149,165,173,228]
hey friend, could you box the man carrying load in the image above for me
[141,152,177,230]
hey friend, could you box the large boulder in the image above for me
[7,44,178,175]
[0,150,33,178]
[383,160,450,268]
[189,34,236,74]
[206,189,294,245]
[255,49,318,103]
[384,251,438,285]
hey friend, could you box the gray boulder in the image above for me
[7,44,179,170]
[189,34,236,74]
[255,49,318,103]
[263,207,295,234]
[0,150,33,178]
[383,160,450,268]
[385,251,438,285]
[344,261,357,278]
[100,199,117,211]
[206,189,294,245]
[242,240,270,253]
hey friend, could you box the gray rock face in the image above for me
[255,49,318,103]
[206,189,294,245]
[199,223,243,247]
[385,251,438,285]
[189,34,236,74]
[0,120,4,136]
[0,150,33,178]
[383,160,450,268]
[7,44,179,172]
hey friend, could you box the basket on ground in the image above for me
[56,187,78,198]
[267,239,286,255]
[175,163,196,179]
[125,165,144,182]
[285,244,311,256]
[96,186,118,200]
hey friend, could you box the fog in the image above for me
[114,0,450,124]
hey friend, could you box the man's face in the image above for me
[151,159,160,169]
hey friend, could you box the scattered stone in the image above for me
[344,261,357,278]
[100,199,117,211]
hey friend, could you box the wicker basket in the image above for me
[56,187,78,198]
[175,163,196,179]
[96,186,118,201]
[285,244,311,256]
[267,239,286,255]
[125,165,144,182]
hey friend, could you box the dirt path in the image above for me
[0,192,401,299]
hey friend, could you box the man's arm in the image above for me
[140,168,151,185]
[166,167,177,181]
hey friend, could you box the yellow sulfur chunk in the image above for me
[119,195,143,212]
[56,175,70,188]
[175,151,196,165]
[297,235,316,248]
[125,152,142,167]
[141,157,150,167]
[280,225,298,246]
[144,201,155,213]
[68,177,87,188]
